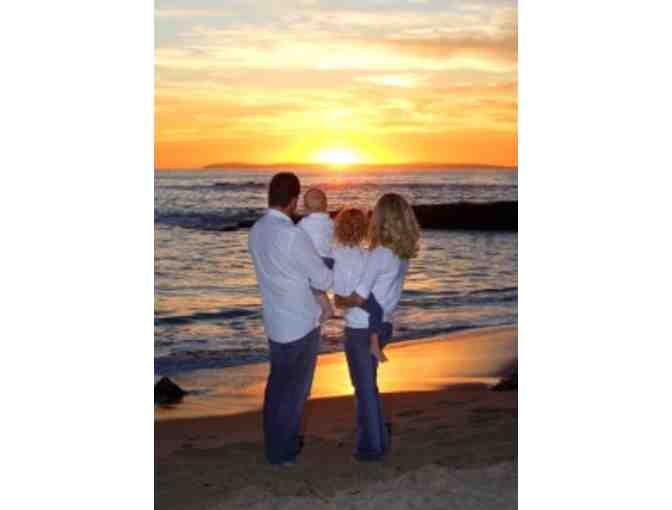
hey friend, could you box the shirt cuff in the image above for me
[312,270,333,292]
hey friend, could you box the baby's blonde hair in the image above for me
[304,187,328,212]
[368,193,420,259]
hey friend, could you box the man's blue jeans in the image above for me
[344,322,393,461]
[264,327,320,464]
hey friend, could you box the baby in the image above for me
[297,187,336,323]
[331,208,388,363]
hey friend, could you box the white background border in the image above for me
[2,2,153,509]
[2,1,672,508]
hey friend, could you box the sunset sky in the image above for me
[155,0,517,169]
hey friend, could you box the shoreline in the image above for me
[156,326,517,509]
[155,325,517,421]
[154,322,514,379]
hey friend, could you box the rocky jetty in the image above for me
[155,377,187,405]
[491,372,518,392]
[320,201,516,231]
[412,201,516,231]
[157,201,517,232]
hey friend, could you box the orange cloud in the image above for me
[155,1,518,168]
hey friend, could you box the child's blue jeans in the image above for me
[360,293,383,333]
[321,257,335,270]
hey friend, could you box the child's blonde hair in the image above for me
[334,208,368,247]
[368,193,420,259]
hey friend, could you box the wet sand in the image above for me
[155,326,517,509]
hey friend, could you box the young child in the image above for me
[331,208,388,363]
[297,187,336,322]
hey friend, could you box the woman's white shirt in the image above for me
[354,246,408,328]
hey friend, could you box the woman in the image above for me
[335,193,421,462]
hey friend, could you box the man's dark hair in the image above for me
[268,172,301,208]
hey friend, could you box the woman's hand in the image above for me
[334,292,366,308]
[334,295,350,308]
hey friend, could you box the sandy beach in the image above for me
[155,326,517,509]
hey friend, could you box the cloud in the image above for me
[155,0,518,165]
[156,0,517,75]
[378,32,516,67]
[155,8,232,18]
[355,73,429,88]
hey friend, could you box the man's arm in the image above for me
[291,229,333,291]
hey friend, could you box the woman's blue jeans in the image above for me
[344,322,393,461]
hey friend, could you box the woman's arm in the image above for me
[334,293,365,308]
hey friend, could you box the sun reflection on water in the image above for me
[156,327,516,421]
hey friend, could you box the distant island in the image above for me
[198,162,517,172]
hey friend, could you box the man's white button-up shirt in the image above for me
[248,209,334,343]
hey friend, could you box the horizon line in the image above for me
[156,162,518,172]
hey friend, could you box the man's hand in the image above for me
[334,292,366,308]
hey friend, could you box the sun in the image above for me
[313,148,362,166]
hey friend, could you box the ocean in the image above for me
[155,168,517,377]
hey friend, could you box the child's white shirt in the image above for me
[332,245,368,296]
[297,212,334,258]
[332,245,370,328]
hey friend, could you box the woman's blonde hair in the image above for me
[334,208,368,247]
[368,193,420,259]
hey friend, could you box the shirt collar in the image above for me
[306,212,329,219]
[266,208,293,223]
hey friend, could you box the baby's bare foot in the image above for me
[371,347,389,363]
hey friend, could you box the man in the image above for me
[248,172,334,465]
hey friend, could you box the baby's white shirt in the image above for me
[297,212,334,258]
